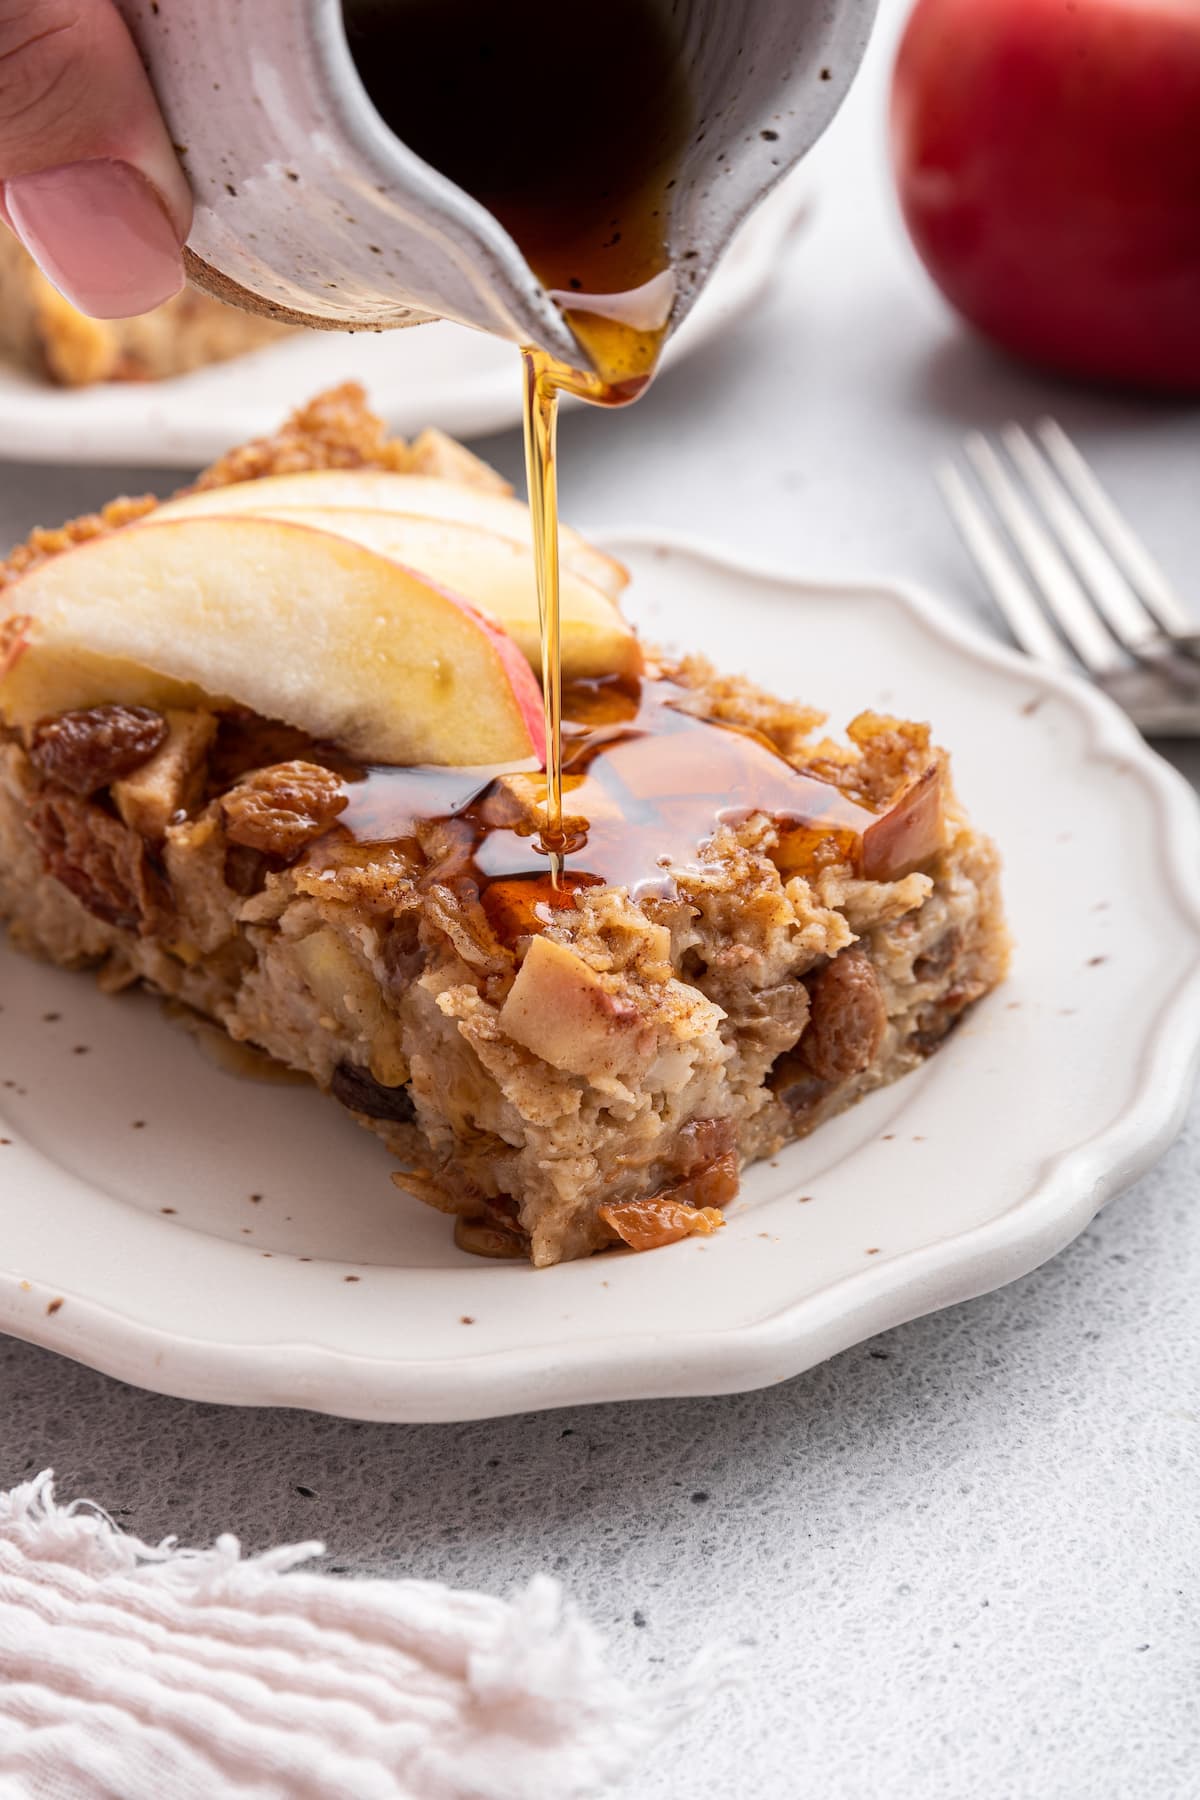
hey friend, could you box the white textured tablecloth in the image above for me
[0,1,1197,1795]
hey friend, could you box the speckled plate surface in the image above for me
[0,176,809,467]
[2,539,1199,1421]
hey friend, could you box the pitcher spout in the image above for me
[115,0,878,372]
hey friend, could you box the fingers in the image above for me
[0,0,193,318]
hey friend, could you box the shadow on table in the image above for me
[903,331,1199,437]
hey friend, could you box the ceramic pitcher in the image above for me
[114,0,878,372]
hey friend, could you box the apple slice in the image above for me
[499,934,655,1080]
[0,515,545,767]
[175,507,639,682]
[152,471,628,602]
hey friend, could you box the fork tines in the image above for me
[938,420,1198,684]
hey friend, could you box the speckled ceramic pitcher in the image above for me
[114,0,877,372]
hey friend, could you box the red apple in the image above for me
[890,0,1200,391]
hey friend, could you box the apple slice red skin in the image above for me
[862,763,946,882]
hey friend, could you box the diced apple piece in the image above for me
[112,708,216,843]
[862,764,946,881]
[152,471,628,602]
[499,934,654,1080]
[0,516,545,768]
[177,507,640,681]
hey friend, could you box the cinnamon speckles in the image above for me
[42,1013,60,1023]
[72,1046,89,1056]
[131,1121,146,1130]
[866,1247,881,1257]
[1087,955,1109,968]
[160,1207,176,1215]
[249,1193,263,1204]
[343,1275,360,1283]
[45,1297,63,1315]
[460,1315,475,1325]
[0,1139,10,1148]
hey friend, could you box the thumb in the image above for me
[0,0,193,318]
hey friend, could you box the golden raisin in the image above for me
[30,705,167,796]
[801,947,886,1083]
[221,760,347,857]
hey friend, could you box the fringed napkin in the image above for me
[0,1472,724,1799]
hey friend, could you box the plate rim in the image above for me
[4,537,1199,1420]
[0,178,812,467]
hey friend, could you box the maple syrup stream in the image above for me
[520,337,660,882]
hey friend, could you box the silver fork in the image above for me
[938,419,1200,736]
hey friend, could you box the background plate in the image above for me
[2,539,1199,1421]
[0,176,809,467]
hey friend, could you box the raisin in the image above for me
[382,913,424,991]
[599,1194,725,1252]
[330,1061,414,1123]
[801,947,887,1083]
[30,705,167,796]
[221,761,347,857]
[911,980,986,1057]
[223,843,274,896]
[674,1116,738,1176]
[209,710,364,790]
[28,791,164,933]
[454,1215,526,1259]
[913,928,962,983]
[770,1057,831,1117]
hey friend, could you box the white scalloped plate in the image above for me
[0,176,809,467]
[2,538,1199,1421]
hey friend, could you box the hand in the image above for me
[0,0,192,318]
